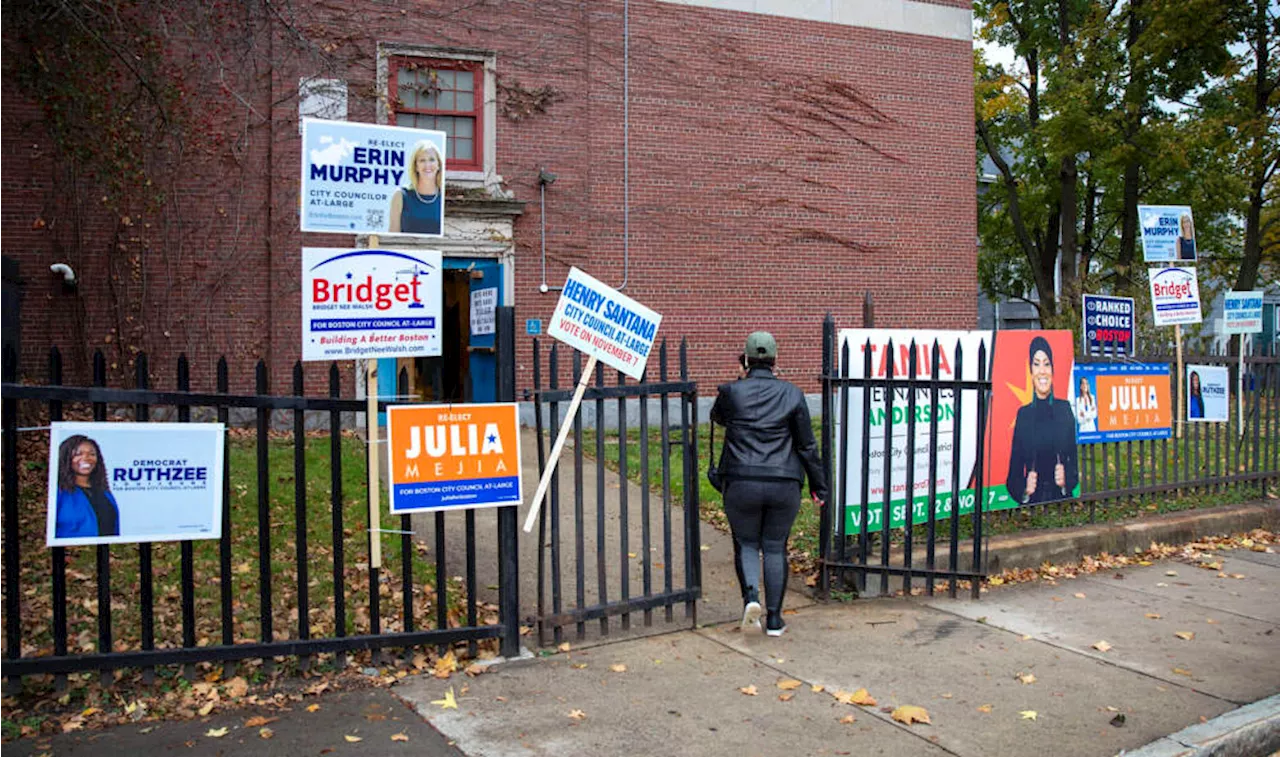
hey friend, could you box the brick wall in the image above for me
[2,0,975,398]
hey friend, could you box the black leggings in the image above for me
[723,478,801,613]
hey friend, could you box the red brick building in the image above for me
[2,0,976,399]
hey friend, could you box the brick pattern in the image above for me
[2,0,975,397]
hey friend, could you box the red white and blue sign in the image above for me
[301,247,443,361]
[1081,294,1135,355]
[1148,266,1203,327]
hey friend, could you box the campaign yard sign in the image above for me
[1187,365,1229,423]
[1070,363,1172,444]
[546,267,662,380]
[302,247,443,361]
[301,119,446,238]
[1223,291,1264,335]
[1082,294,1135,355]
[387,403,523,513]
[1138,205,1197,262]
[47,422,225,547]
[835,329,992,533]
[1148,266,1203,327]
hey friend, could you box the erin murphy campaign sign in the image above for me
[546,267,662,380]
[1148,266,1203,327]
[300,119,446,238]
[1081,294,1135,355]
[301,247,443,361]
[387,403,523,513]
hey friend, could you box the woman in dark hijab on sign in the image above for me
[1188,370,1204,419]
[54,435,120,538]
[1007,337,1078,505]
[388,140,443,235]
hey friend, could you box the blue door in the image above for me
[455,258,502,403]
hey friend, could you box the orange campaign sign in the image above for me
[1070,363,1172,443]
[387,403,523,513]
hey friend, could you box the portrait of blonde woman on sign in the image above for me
[1177,213,1196,261]
[54,435,120,539]
[388,140,444,235]
[1075,375,1098,434]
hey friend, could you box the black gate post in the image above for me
[495,306,521,658]
[819,315,834,598]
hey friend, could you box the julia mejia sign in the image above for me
[300,118,446,238]
[301,247,443,361]
[387,403,523,513]
[46,422,225,547]
[546,267,662,381]
[835,329,992,533]
[1070,363,1172,444]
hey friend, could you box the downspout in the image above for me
[619,0,630,290]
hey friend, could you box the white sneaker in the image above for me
[765,622,788,637]
[741,601,763,632]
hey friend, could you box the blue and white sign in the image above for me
[1139,205,1197,262]
[46,422,225,547]
[301,247,443,361]
[1223,291,1264,335]
[1187,364,1229,423]
[1081,294,1135,355]
[1148,266,1202,327]
[526,319,543,336]
[546,267,663,380]
[300,119,446,238]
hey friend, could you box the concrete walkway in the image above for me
[394,540,1280,757]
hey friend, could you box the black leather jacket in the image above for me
[709,366,828,501]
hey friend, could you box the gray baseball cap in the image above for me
[745,331,777,360]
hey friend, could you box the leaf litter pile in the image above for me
[2,427,501,742]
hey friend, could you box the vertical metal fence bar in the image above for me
[255,361,274,672]
[328,365,347,668]
[434,511,447,647]
[879,340,895,597]
[49,349,67,679]
[495,305,521,659]
[658,342,673,623]
[925,341,940,597]
[594,360,609,634]
[948,343,964,599]
[135,355,155,682]
[217,359,234,672]
[91,352,111,685]
[681,338,701,622]
[465,508,477,657]
[617,369,631,630]
[857,340,872,594]
[819,316,834,597]
[533,341,546,646]
[639,370,653,625]
[902,342,918,595]
[3,347,20,668]
[972,342,989,599]
[549,343,563,644]
[293,364,311,665]
[837,339,852,587]
[177,355,196,677]
[573,350,588,636]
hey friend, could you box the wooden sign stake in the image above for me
[1175,324,1184,439]
[366,234,383,570]
[523,355,598,533]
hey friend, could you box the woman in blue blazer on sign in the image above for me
[54,435,120,538]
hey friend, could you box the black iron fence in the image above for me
[817,316,1280,599]
[1,309,523,682]
[528,338,701,646]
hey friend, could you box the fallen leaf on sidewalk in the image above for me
[435,651,459,678]
[940,693,953,699]
[1093,640,1113,652]
[1144,613,1162,620]
[568,709,586,720]
[811,684,825,693]
[609,664,627,673]
[198,702,215,717]
[1074,593,1086,599]
[431,689,458,709]
[1172,667,1193,676]
[740,685,759,696]
[245,716,277,728]
[839,714,856,724]
[778,693,795,702]
[1165,570,1178,577]
[1229,573,1245,579]
[344,735,363,743]
[259,727,274,740]
[1016,672,1037,685]
[1020,634,1032,641]
[571,663,588,669]
[1199,561,1222,570]
[1020,710,1037,721]
[1175,631,1195,641]
[557,643,572,653]
[777,679,803,691]
[977,704,993,713]
[391,732,409,742]
[1206,618,1218,624]
[206,727,229,738]
[849,688,877,706]
[306,704,321,713]
[224,677,249,698]
[891,706,931,725]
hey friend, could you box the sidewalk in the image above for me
[393,539,1280,757]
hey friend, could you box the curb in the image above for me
[1118,694,1280,757]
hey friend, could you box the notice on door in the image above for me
[470,287,497,336]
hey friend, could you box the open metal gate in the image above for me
[529,338,701,646]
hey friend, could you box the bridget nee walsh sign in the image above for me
[546,267,662,380]
[1148,266,1202,327]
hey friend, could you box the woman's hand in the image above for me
[1024,470,1038,500]
[811,492,825,508]
[1054,456,1066,489]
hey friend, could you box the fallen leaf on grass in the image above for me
[206,727,229,738]
[777,679,803,691]
[568,709,586,720]
[259,727,274,740]
[1093,640,1113,653]
[431,689,458,710]
[1175,631,1195,641]
[891,705,931,725]
[977,704,993,713]
[306,704,321,713]
[391,732,409,742]
[1020,710,1037,721]
[740,685,758,696]
[344,735,363,743]
[1016,672,1037,685]
[1144,613,1162,620]
[245,716,277,728]
[609,664,627,673]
